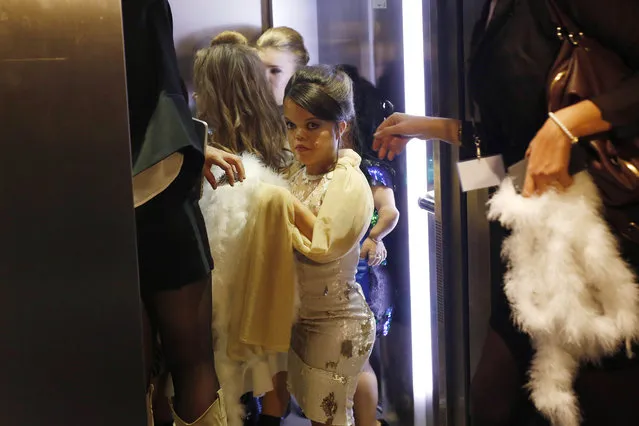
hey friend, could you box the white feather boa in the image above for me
[487,171,639,426]
[198,153,292,426]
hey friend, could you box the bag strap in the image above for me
[545,0,582,39]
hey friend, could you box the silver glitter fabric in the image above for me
[288,168,376,426]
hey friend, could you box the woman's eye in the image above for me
[307,122,320,130]
[270,67,282,75]
[286,121,296,130]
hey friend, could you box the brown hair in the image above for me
[210,30,249,47]
[285,65,355,123]
[256,26,310,67]
[193,43,290,171]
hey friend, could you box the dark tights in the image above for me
[470,328,539,426]
[470,327,639,426]
[144,275,219,423]
[575,358,639,425]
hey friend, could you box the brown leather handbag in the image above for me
[546,0,639,243]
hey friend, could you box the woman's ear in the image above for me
[337,121,349,139]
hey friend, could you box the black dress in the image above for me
[466,0,639,384]
[122,0,213,294]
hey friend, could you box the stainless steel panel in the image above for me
[271,0,319,64]
[171,0,264,96]
[316,0,375,80]
[0,1,146,424]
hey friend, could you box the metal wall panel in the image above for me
[271,0,320,65]
[316,0,376,81]
[0,1,146,425]
[171,0,264,96]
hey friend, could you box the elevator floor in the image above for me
[282,414,310,426]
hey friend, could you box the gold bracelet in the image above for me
[548,112,579,144]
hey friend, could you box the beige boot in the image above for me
[146,384,155,426]
[170,390,227,426]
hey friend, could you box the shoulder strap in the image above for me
[545,0,581,35]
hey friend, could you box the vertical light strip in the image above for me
[401,0,432,425]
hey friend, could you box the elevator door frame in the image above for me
[429,0,476,424]
[0,1,146,424]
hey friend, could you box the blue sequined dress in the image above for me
[357,159,396,337]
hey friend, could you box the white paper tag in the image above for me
[457,155,506,192]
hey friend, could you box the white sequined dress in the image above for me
[287,150,376,426]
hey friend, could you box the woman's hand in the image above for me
[360,237,387,267]
[373,113,420,160]
[522,117,573,196]
[204,146,246,189]
[373,113,461,160]
[522,101,610,197]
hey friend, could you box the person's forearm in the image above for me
[293,197,316,241]
[368,206,400,242]
[553,100,611,139]
[413,116,461,145]
[439,118,462,145]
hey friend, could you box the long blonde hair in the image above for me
[193,43,289,171]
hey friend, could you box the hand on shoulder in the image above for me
[203,146,246,189]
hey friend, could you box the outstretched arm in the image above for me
[373,113,461,160]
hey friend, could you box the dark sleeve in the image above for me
[563,0,639,126]
[122,0,161,143]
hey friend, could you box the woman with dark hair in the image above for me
[337,65,400,426]
[283,65,376,426]
[374,1,639,425]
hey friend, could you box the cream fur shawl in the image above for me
[199,153,294,426]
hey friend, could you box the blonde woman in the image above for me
[256,27,310,106]
[193,38,311,426]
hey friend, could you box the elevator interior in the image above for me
[1,1,492,426]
